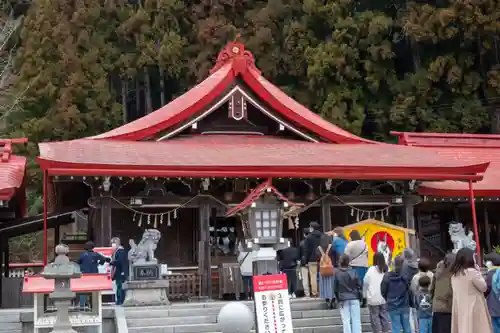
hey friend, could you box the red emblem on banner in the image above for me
[370,231,395,253]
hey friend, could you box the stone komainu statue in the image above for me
[448,221,476,253]
[128,229,161,264]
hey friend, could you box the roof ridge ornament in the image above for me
[210,42,260,75]
[0,138,27,162]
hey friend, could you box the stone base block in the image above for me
[123,280,170,307]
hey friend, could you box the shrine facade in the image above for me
[36,42,487,297]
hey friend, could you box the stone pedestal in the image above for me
[123,280,170,307]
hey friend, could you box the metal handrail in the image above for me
[421,236,446,255]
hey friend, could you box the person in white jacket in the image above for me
[364,252,391,333]
[237,243,253,300]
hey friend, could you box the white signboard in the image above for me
[253,274,293,333]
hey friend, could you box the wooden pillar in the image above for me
[484,204,491,252]
[198,201,212,298]
[99,194,112,246]
[54,225,60,245]
[321,200,332,232]
[403,195,420,252]
[3,236,8,278]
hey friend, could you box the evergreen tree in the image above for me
[305,0,396,138]
[10,0,124,143]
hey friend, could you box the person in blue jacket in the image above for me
[77,241,109,307]
[381,255,412,333]
[332,227,348,256]
[109,237,129,305]
[78,241,108,273]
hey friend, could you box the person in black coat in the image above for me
[109,237,129,305]
[303,221,323,297]
[278,239,299,297]
[298,228,311,297]
[334,254,363,333]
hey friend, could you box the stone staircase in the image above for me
[0,309,22,333]
[124,299,372,333]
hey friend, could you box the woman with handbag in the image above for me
[345,230,369,306]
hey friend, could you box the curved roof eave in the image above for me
[89,42,376,144]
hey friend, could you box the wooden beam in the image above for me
[102,194,402,209]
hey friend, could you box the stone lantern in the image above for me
[41,244,82,333]
[244,197,290,275]
[226,179,293,275]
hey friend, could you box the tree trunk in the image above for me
[121,79,128,124]
[144,67,153,114]
[135,75,141,117]
[159,69,166,106]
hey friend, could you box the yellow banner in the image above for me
[341,219,415,265]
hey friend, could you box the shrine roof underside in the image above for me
[393,132,500,196]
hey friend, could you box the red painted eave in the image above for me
[37,136,487,181]
[89,42,373,144]
[392,131,500,196]
[0,154,26,201]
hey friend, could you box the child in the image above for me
[410,257,434,331]
[381,256,412,333]
[410,257,434,295]
[415,275,433,333]
[334,253,362,333]
[364,252,391,333]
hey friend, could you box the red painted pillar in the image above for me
[43,171,48,265]
[468,180,481,263]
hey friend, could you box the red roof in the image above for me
[226,178,296,216]
[38,135,487,180]
[392,132,500,196]
[0,138,27,202]
[23,273,112,294]
[90,42,374,144]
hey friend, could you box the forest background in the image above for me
[0,0,499,260]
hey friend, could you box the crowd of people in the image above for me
[263,221,500,333]
[75,226,500,333]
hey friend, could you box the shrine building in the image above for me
[393,132,500,258]
[35,42,488,297]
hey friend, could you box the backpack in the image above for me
[318,244,334,277]
[418,293,432,311]
[493,269,500,298]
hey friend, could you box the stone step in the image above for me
[128,323,372,333]
[127,314,371,328]
[125,306,370,319]
[124,299,337,317]
[125,298,326,309]
[0,322,21,331]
